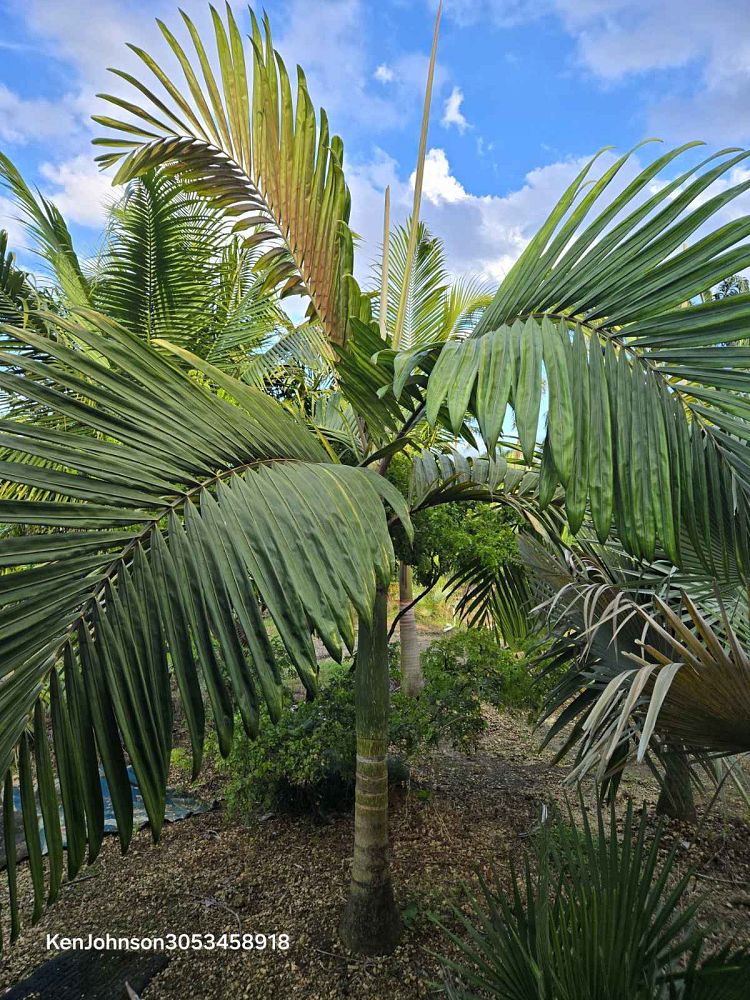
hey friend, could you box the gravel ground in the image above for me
[1,708,749,999]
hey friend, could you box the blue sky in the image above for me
[1,0,749,286]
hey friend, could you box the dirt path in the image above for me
[1,711,749,999]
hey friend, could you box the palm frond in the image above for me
[529,536,750,784]
[239,321,333,389]
[0,154,92,308]
[0,309,410,944]
[407,144,750,575]
[93,5,368,345]
[438,798,741,1000]
[92,169,226,349]
[0,231,45,334]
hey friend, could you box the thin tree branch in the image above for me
[387,574,440,642]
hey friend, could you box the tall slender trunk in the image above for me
[339,585,402,955]
[657,744,696,822]
[399,563,423,697]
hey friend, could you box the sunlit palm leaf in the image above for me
[374,220,493,349]
[409,144,750,574]
[93,5,367,345]
[0,154,92,309]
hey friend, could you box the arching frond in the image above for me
[406,145,750,574]
[93,5,368,345]
[240,322,333,389]
[0,309,410,945]
[0,154,92,309]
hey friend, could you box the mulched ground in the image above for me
[1,707,749,999]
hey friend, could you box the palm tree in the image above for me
[3,3,750,959]
[0,155,324,383]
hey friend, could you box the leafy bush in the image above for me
[438,798,750,1000]
[223,672,359,818]
[401,629,555,753]
[223,666,426,819]
[222,629,555,820]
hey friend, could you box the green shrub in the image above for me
[437,798,750,1000]
[222,672,358,818]
[222,629,557,821]
[422,628,554,709]
[222,667,428,819]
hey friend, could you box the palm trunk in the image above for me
[657,745,696,822]
[339,585,402,955]
[399,563,423,697]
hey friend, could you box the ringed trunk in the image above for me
[656,744,696,822]
[398,563,423,698]
[339,585,402,955]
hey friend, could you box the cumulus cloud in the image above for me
[39,155,117,227]
[374,64,395,83]
[441,86,470,133]
[349,146,601,285]
[553,0,750,144]
[272,0,446,133]
[0,84,78,145]
[350,142,750,290]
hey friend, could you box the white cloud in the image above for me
[419,148,470,205]
[441,86,470,133]
[11,0,164,90]
[0,83,78,145]
[351,139,750,295]
[0,195,27,251]
[552,0,750,143]
[349,146,602,285]
[436,0,750,144]
[272,0,437,133]
[374,64,395,83]
[39,155,117,227]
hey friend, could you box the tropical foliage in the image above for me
[1,0,750,963]
[439,799,750,1000]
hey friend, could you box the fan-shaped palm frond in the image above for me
[528,533,750,787]
[439,798,747,1000]
[0,308,410,944]
[93,5,368,345]
[404,144,750,576]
